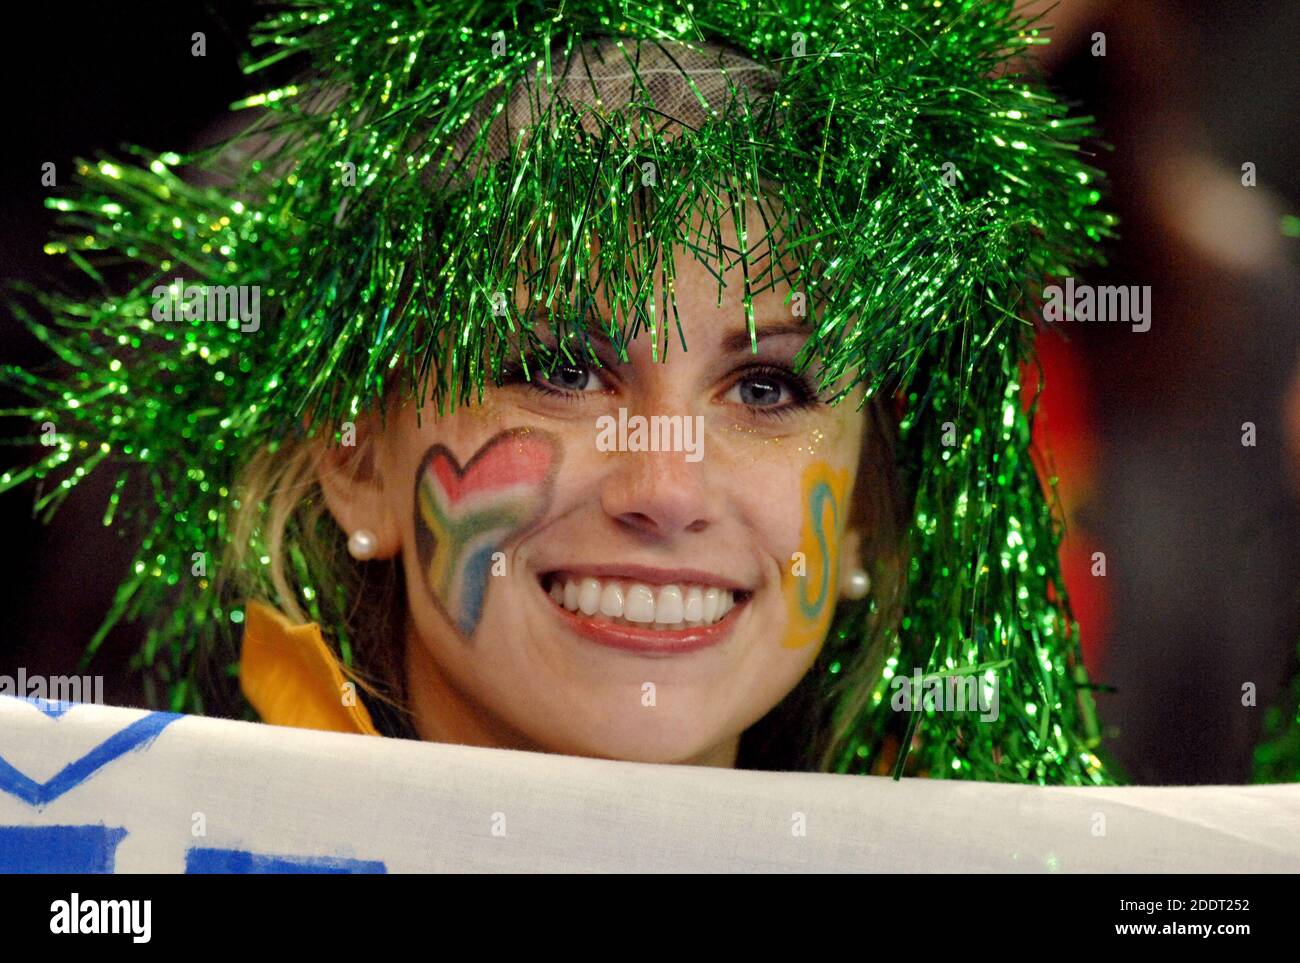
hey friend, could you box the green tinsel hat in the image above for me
[2,0,1116,783]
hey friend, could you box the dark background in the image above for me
[2,1,1298,783]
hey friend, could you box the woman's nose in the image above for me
[599,442,716,538]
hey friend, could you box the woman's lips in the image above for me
[535,571,743,652]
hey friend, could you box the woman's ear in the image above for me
[315,424,403,560]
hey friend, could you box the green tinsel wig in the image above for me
[2,0,1118,784]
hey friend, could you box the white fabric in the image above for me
[2,695,1297,873]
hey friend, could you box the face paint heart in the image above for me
[415,429,560,638]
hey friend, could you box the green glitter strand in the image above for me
[3,0,1119,784]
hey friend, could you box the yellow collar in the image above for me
[240,600,379,736]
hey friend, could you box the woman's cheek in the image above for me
[780,460,851,650]
[412,426,563,639]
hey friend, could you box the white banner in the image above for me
[2,694,1298,872]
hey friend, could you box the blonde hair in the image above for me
[222,433,411,723]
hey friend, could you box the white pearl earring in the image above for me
[841,567,871,600]
[347,529,378,560]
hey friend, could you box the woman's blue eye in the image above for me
[499,353,610,399]
[736,374,785,406]
[541,362,604,393]
[724,365,819,416]
[548,364,588,391]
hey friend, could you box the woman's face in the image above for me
[323,200,868,766]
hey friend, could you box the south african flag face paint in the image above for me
[414,428,561,638]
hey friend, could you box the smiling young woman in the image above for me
[9,0,1114,784]
[232,189,911,771]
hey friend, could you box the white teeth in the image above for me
[654,585,684,625]
[548,574,741,628]
[578,578,601,616]
[599,581,626,618]
[702,587,721,623]
[624,584,656,623]
[683,586,704,623]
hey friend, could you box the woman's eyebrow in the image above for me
[720,321,809,353]
[516,321,807,357]
[516,326,616,360]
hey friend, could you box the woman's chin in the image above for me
[439,580,797,766]
[542,726,735,767]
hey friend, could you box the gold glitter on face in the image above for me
[795,428,825,457]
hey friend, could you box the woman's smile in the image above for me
[538,567,754,656]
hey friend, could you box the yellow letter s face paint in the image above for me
[782,461,850,650]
